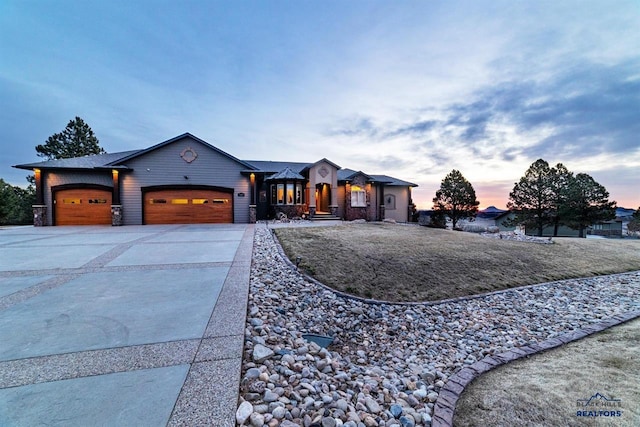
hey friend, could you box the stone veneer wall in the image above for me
[32,205,47,227]
[273,204,307,219]
[345,175,375,221]
[111,205,123,226]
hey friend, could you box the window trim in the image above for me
[351,185,366,207]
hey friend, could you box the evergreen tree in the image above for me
[507,159,555,236]
[549,163,574,236]
[0,179,35,225]
[35,116,105,160]
[432,169,480,229]
[562,173,616,237]
[628,208,640,234]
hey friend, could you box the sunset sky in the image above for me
[1,0,638,209]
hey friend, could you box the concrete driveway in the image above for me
[0,224,253,426]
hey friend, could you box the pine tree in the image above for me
[432,170,480,229]
[628,208,640,233]
[549,163,574,236]
[35,116,105,160]
[507,159,555,236]
[562,173,616,237]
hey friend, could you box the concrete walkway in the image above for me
[0,224,254,426]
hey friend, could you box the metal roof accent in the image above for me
[266,167,306,181]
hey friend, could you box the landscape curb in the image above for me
[431,309,640,427]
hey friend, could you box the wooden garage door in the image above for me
[144,189,233,224]
[55,188,112,225]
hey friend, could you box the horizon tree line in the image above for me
[432,160,622,237]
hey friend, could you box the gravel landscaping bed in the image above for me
[237,226,640,427]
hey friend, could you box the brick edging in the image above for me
[431,310,640,427]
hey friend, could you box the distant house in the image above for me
[491,210,579,236]
[591,207,636,237]
[492,211,518,232]
[14,133,417,226]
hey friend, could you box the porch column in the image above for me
[379,184,385,221]
[111,169,123,226]
[250,173,256,205]
[32,168,47,226]
[308,175,316,218]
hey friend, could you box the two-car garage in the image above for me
[53,186,233,225]
[143,187,233,224]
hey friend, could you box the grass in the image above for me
[454,317,640,426]
[275,223,640,302]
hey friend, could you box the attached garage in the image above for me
[54,187,112,225]
[143,187,233,224]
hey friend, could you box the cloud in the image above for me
[327,117,380,138]
[360,154,413,172]
[387,120,440,138]
[447,58,640,160]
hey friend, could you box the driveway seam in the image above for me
[0,339,201,389]
[0,273,80,311]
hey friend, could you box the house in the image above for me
[13,133,417,226]
[491,211,581,236]
[591,207,636,237]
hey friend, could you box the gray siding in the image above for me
[119,136,251,225]
[44,170,113,225]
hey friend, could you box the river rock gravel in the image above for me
[237,225,640,426]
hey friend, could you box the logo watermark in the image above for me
[576,392,623,418]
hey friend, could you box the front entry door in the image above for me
[315,183,330,213]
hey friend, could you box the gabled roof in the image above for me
[13,150,141,171]
[337,168,417,187]
[340,169,376,182]
[13,133,417,188]
[266,167,305,180]
[301,158,341,172]
[371,174,418,187]
[107,133,257,170]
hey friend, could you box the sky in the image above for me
[1,0,639,210]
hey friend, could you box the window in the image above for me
[213,199,229,204]
[192,199,208,204]
[351,185,366,207]
[63,198,81,204]
[295,184,302,204]
[271,182,304,205]
[88,199,107,204]
[277,184,284,204]
[286,183,294,204]
[171,199,189,204]
[149,199,167,204]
